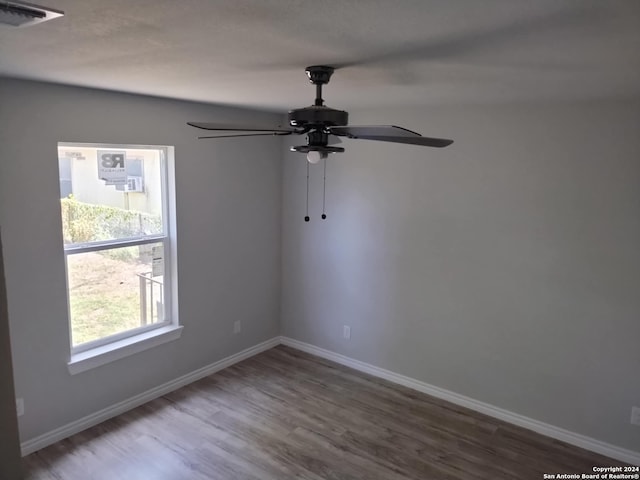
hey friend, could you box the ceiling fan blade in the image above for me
[346,135,453,148]
[329,125,422,138]
[188,122,298,133]
[198,132,296,139]
[329,125,451,147]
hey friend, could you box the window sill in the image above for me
[68,325,183,375]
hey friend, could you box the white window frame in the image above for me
[59,143,181,374]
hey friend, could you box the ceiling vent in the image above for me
[0,1,63,27]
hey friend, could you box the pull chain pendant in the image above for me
[304,161,310,222]
[321,157,327,220]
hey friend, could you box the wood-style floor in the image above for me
[23,346,626,479]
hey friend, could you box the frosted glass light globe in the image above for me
[306,151,327,164]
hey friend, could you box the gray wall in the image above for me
[0,78,282,442]
[281,100,640,451]
[0,230,22,479]
[2,76,639,455]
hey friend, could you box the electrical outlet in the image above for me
[16,398,24,417]
[233,320,241,334]
[343,325,351,340]
[631,406,640,426]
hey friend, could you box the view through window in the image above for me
[57,144,174,351]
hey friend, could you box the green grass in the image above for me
[70,292,140,345]
[67,249,157,346]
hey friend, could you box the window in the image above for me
[57,143,180,373]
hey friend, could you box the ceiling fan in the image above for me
[188,65,453,163]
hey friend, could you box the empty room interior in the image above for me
[1,0,639,478]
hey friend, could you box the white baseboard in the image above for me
[22,335,640,466]
[280,336,640,466]
[20,336,280,456]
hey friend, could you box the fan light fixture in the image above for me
[306,151,327,164]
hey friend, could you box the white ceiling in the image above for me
[1,0,639,111]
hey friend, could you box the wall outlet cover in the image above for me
[343,325,351,340]
[233,321,241,334]
[16,398,24,417]
[631,406,640,426]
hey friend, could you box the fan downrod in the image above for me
[306,65,334,106]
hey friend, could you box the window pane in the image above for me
[67,242,165,346]
[57,146,164,245]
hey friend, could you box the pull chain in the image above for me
[304,161,310,222]
[321,157,327,219]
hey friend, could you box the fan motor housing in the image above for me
[288,106,348,128]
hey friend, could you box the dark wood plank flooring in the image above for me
[23,346,628,479]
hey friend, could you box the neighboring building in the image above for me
[58,146,163,216]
